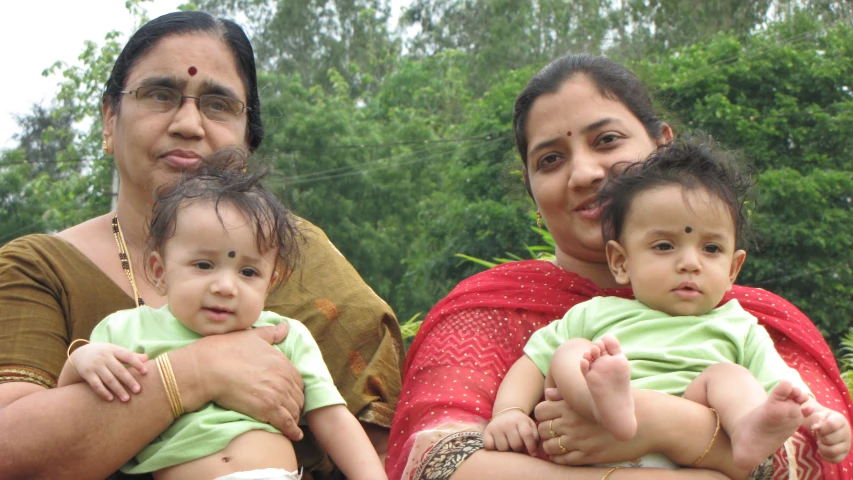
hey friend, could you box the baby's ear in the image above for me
[606,240,631,285]
[148,252,168,296]
[727,249,747,290]
[268,270,280,292]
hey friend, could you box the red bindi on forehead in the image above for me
[188,66,197,76]
[566,131,572,136]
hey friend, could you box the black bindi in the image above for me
[228,251,236,258]
[685,226,693,233]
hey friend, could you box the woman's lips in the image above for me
[575,201,603,220]
[160,150,202,169]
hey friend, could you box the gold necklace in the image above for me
[111,213,145,307]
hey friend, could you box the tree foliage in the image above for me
[1,1,850,348]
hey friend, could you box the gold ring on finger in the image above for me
[558,435,568,454]
[549,419,558,439]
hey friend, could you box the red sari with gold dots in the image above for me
[387,260,853,480]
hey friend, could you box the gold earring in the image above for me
[536,211,543,231]
[102,139,108,154]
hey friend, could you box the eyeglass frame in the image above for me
[118,86,251,123]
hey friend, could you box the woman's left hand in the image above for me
[534,387,652,465]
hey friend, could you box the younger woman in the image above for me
[484,138,850,473]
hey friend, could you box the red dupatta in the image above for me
[387,260,853,480]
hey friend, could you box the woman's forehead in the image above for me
[530,77,632,127]
[124,33,247,100]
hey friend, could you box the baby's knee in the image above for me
[701,362,751,379]
[549,338,594,375]
[551,338,594,363]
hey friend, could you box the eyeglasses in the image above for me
[120,86,250,124]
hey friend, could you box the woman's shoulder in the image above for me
[727,284,802,317]
[0,233,87,266]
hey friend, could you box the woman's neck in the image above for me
[114,193,151,252]
[553,249,621,289]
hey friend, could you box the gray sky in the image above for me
[1,0,409,149]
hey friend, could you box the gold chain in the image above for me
[111,213,144,307]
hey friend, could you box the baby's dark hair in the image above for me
[599,136,753,249]
[147,149,302,288]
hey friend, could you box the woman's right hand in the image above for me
[534,387,654,465]
[185,322,305,440]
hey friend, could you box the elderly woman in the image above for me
[387,54,853,480]
[0,11,402,480]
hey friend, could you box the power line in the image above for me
[0,220,45,244]
[276,135,507,184]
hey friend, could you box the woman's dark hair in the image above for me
[598,136,753,249]
[103,11,264,151]
[147,149,301,288]
[513,54,667,170]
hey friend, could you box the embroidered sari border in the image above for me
[0,365,56,389]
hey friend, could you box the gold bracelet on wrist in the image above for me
[156,354,184,419]
[66,339,90,371]
[490,406,527,420]
[691,407,720,467]
[602,466,624,480]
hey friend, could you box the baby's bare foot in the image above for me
[581,335,636,441]
[731,380,808,470]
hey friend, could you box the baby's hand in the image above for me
[483,410,539,456]
[70,343,149,402]
[806,408,851,463]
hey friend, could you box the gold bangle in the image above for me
[156,354,184,419]
[691,407,720,467]
[490,406,527,420]
[602,466,624,480]
[66,339,90,371]
[66,339,90,358]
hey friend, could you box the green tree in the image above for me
[197,0,401,98]
[401,0,613,92]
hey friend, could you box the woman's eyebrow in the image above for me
[197,79,243,100]
[529,118,621,155]
[529,137,561,155]
[581,117,617,135]
[137,76,187,90]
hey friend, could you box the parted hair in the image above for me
[599,136,754,249]
[147,149,302,287]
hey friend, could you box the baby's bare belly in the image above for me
[154,429,297,480]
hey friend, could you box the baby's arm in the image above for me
[57,343,148,402]
[802,398,851,463]
[483,355,545,456]
[306,405,386,480]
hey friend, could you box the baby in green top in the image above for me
[58,153,386,480]
[484,138,850,472]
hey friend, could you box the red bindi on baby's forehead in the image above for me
[188,66,197,76]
